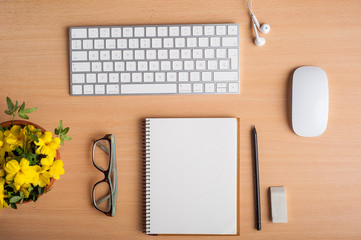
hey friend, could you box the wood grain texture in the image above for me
[1,0,361,239]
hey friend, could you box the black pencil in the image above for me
[253,126,261,231]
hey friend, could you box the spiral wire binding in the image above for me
[143,119,151,234]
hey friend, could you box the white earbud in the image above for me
[252,21,265,46]
[252,14,271,34]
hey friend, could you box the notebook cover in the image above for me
[144,118,237,235]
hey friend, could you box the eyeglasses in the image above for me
[92,134,117,217]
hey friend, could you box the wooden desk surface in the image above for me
[1,0,361,239]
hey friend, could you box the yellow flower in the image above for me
[4,158,35,190]
[0,178,9,209]
[18,183,31,198]
[32,165,51,187]
[40,155,54,169]
[4,125,25,150]
[49,160,65,180]
[0,131,13,158]
[35,131,60,157]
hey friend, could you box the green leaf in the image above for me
[6,97,14,111]
[38,186,44,195]
[20,199,24,205]
[5,110,12,115]
[54,129,59,135]
[58,120,63,131]
[28,186,34,194]
[14,101,19,111]
[10,203,17,209]
[18,113,29,119]
[20,191,25,198]
[19,102,25,111]
[16,147,23,155]
[22,107,37,114]
[62,135,72,141]
[62,127,70,135]
[0,125,4,132]
[10,195,23,203]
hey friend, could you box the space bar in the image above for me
[121,84,177,94]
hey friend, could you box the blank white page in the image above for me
[147,118,237,235]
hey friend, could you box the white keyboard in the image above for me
[69,24,240,96]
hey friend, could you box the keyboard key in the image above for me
[207,60,217,70]
[149,61,159,71]
[121,84,177,94]
[120,73,131,82]
[198,38,209,47]
[134,27,144,37]
[163,38,174,48]
[167,72,177,82]
[123,50,133,60]
[175,38,186,48]
[181,26,191,36]
[132,73,142,82]
[184,61,194,70]
[216,49,226,58]
[100,28,110,37]
[193,49,203,59]
[111,28,122,37]
[204,49,215,58]
[103,62,113,71]
[88,28,99,38]
[84,85,94,94]
[94,39,104,49]
[155,72,165,82]
[83,40,93,49]
[204,26,215,35]
[196,60,206,70]
[106,39,116,49]
[190,72,200,81]
[144,73,154,82]
[229,83,239,92]
[146,27,156,37]
[158,50,168,59]
[187,38,197,47]
[86,73,96,83]
[126,61,136,71]
[117,39,127,48]
[111,50,122,60]
[72,51,87,61]
[219,60,230,69]
[89,51,99,60]
[169,26,179,36]
[169,49,180,59]
[146,50,156,59]
[217,88,227,93]
[228,49,238,69]
[115,62,125,71]
[72,85,82,95]
[123,28,133,37]
[129,39,139,48]
[228,25,238,35]
[152,38,162,48]
[216,25,226,35]
[98,73,107,82]
[107,84,119,94]
[181,49,191,59]
[210,37,220,47]
[179,72,189,81]
[179,83,191,93]
[172,61,182,70]
[72,62,90,72]
[135,50,145,59]
[160,61,171,71]
[95,85,105,94]
[205,83,215,92]
[141,38,151,48]
[72,29,87,38]
[72,40,81,49]
[192,26,203,36]
[92,62,101,71]
[157,27,168,36]
[222,37,238,47]
[214,72,238,81]
[138,61,148,71]
[72,74,85,83]
[202,72,212,81]
[193,83,203,93]
[109,73,119,82]
[100,51,110,60]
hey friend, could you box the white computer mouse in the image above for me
[292,66,329,137]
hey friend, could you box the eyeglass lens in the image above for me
[93,140,110,171]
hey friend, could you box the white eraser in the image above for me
[270,186,287,223]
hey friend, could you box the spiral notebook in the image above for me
[144,118,238,235]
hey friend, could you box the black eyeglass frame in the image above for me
[91,134,117,217]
